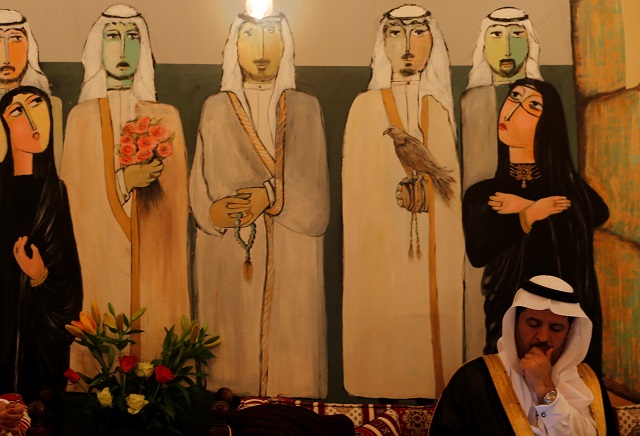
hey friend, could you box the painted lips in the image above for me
[499,123,507,131]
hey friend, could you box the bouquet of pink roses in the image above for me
[65,302,220,436]
[118,116,174,166]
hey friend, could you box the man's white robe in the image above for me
[190,89,330,398]
[342,86,464,398]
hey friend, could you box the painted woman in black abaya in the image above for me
[462,78,609,373]
[0,86,82,404]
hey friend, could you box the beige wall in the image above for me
[3,0,571,66]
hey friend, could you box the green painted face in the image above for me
[102,22,141,88]
[484,24,528,82]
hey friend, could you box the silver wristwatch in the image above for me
[542,389,558,405]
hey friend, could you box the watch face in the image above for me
[543,390,558,405]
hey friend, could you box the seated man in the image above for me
[0,394,30,436]
[430,275,616,435]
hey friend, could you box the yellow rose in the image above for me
[126,393,149,415]
[135,362,154,378]
[97,387,113,407]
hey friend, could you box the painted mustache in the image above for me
[0,65,16,73]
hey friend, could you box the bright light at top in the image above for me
[246,0,273,19]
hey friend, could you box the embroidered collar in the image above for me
[509,162,540,188]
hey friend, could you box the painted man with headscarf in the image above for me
[342,4,464,400]
[189,10,329,398]
[430,275,616,435]
[0,9,64,170]
[60,4,189,374]
[461,7,543,359]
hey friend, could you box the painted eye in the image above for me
[389,30,402,38]
[528,100,543,112]
[8,106,24,118]
[490,31,503,38]
[28,97,44,109]
[9,35,24,43]
[105,31,120,40]
[243,29,253,37]
[127,32,141,40]
[413,29,427,37]
[511,31,525,38]
[508,91,523,102]
[265,26,276,34]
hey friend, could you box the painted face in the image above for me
[3,92,51,154]
[237,20,283,83]
[498,85,542,149]
[0,28,28,85]
[515,308,570,365]
[102,22,141,82]
[384,20,432,77]
[484,24,528,79]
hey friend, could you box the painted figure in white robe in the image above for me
[0,9,64,171]
[461,7,543,359]
[342,4,464,399]
[189,10,329,398]
[60,4,189,375]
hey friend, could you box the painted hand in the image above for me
[123,159,164,192]
[526,196,571,224]
[209,194,252,228]
[489,192,534,214]
[236,187,269,226]
[13,236,46,280]
[519,347,555,403]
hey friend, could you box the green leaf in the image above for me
[108,302,116,316]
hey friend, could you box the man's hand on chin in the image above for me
[519,346,556,403]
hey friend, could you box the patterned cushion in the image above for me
[616,404,640,436]
[238,397,435,435]
[355,409,401,435]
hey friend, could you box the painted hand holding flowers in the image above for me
[65,302,221,435]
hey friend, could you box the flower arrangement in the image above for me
[118,116,175,208]
[118,116,174,166]
[65,302,220,436]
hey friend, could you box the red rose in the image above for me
[119,143,136,156]
[149,125,170,142]
[156,142,174,158]
[120,155,138,166]
[64,368,81,384]
[119,355,138,373]
[135,117,151,134]
[137,136,157,151]
[136,148,154,162]
[154,365,176,384]
[123,122,136,135]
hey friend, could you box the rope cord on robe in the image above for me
[380,89,444,396]
[99,98,131,240]
[130,190,141,357]
[576,363,607,436]
[99,98,141,356]
[228,91,287,395]
[483,354,535,436]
